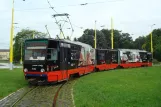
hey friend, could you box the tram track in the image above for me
[8,82,68,107]
[10,86,39,107]
[53,82,67,107]
[11,84,61,107]
[55,78,78,107]
[0,78,78,107]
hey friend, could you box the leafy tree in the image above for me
[77,29,95,47]
[13,29,47,62]
[77,28,161,61]
[134,36,146,49]
[134,28,161,61]
[151,29,161,61]
[74,37,78,41]
[100,29,111,48]
[77,29,134,49]
[120,33,134,49]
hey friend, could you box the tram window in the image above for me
[25,49,46,60]
[98,52,105,60]
[71,50,79,60]
[112,54,116,59]
[47,49,58,60]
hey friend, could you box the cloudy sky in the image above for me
[0,0,161,49]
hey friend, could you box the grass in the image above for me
[0,69,27,99]
[74,66,161,107]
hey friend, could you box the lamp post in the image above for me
[150,24,155,61]
[150,24,155,53]
[100,25,105,28]
[9,0,25,70]
[9,0,14,70]
[20,42,23,64]
[19,37,26,64]
[94,20,97,49]
[111,17,114,49]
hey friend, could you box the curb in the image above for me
[0,88,24,102]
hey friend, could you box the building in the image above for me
[0,49,9,60]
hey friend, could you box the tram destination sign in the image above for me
[25,40,48,49]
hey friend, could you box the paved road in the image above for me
[0,63,22,69]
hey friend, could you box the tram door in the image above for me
[106,50,112,64]
[60,45,69,80]
[147,53,152,62]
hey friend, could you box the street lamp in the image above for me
[19,37,26,64]
[13,23,18,24]
[111,17,114,49]
[19,38,24,64]
[9,0,25,70]
[150,24,156,60]
[100,25,105,28]
[80,3,88,6]
[9,0,15,70]
[94,20,97,49]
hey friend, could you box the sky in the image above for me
[0,0,161,49]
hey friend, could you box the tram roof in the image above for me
[26,38,93,49]
[118,49,147,52]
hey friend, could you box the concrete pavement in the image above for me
[0,63,22,69]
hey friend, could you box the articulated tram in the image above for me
[23,38,152,84]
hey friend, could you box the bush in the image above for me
[153,59,160,64]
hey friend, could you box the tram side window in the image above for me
[98,52,105,60]
[47,49,58,60]
[71,50,79,60]
[125,52,132,60]
[147,53,152,62]
[70,45,80,60]
[112,53,117,62]
[106,51,111,64]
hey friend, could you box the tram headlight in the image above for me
[41,68,45,72]
[24,68,28,72]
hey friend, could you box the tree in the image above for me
[134,36,146,49]
[119,33,134,49]
[13,29,47,62]
[134,28,161,61]
[151,29,161,61]
[74,37,78,41]
[77,29,134,49]
[97,30,107,49]
[77,29,95,47]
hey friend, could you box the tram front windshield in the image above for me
[25,40,48,61]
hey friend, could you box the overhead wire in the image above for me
[46,0,76,39]
[47,0,67,39]
[0,0,125,39]
[0,0,124,12]
[1,0,122,32]
[0,0,123,31]
[46,0,59,14]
